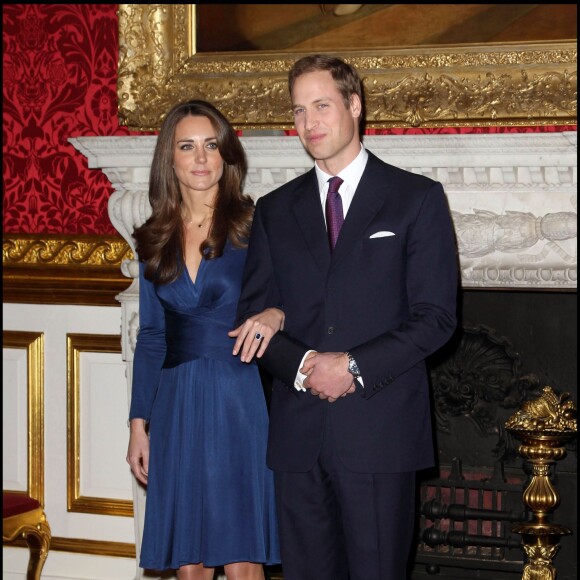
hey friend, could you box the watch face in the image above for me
[346,352,360,377]
[348,358,360,377]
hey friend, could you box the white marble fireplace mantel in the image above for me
[71,132,577,293]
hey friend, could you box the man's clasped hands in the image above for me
[228,308,356,403]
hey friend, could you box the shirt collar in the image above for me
[315,143,368,194]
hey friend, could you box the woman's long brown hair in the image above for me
[133,100,253,284]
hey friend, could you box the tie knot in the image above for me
[328,176,343,195]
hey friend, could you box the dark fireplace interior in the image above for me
[411,289,577,579]
[260,289,577,580]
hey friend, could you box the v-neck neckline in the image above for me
[186,254,205,287]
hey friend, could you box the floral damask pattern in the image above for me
[2,5,576,235]
[3,4,131,235]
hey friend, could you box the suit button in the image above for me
[373,385,379,391]
[327,326,335,334]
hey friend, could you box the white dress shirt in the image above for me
[294,145,368,391]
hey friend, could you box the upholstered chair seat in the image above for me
[3,492,51,580]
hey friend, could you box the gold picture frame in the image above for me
[66,333,133,518]
[3,331,45,505]
[117,4,577,131]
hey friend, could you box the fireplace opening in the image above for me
[409,290,577,579]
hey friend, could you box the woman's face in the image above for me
[172,115,224,197]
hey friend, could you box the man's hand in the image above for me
[300,352,356,402]
[229,308,285,362]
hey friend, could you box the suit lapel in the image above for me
[291,171,332,273]
[332,153,388,266]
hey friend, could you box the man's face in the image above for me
[291,70,361,173]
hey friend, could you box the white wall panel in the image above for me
[2,347,28,491]
[3,548,137,580]
[80,352,133,500]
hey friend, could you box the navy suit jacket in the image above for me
[236,151,458,474]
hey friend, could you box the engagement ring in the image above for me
[255,333,263,340]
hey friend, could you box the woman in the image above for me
[126,100,281,579]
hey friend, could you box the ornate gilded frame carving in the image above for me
[2,234,133,306]
[118,4,577,131]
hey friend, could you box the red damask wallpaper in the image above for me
[2,4,576,236]
[3,4,130,235]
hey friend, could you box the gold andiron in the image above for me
[505,386,577,580]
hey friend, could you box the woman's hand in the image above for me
[228,307,285,362]
[126,419,149,485]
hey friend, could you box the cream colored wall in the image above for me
[3,303,138,580]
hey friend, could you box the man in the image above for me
[231,55,458,580]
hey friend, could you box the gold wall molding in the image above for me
[66,333,133,518]
[3,331,45,506]
[49,537,135,558]
[3,234,133,306]
[7,537,135,559]
[118,4,577,130]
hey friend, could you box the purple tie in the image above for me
[325,176,344,250]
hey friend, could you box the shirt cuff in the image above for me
[294,350,316,391]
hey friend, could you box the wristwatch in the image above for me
[345,351,361,379]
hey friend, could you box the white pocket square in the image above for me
[369,231,395,238]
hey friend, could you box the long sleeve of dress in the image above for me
[129,262,167,421]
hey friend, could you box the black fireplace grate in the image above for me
[413,459,526,578]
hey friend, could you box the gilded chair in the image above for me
[3,492,51,579]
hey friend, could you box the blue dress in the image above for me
[130,243,280,570]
